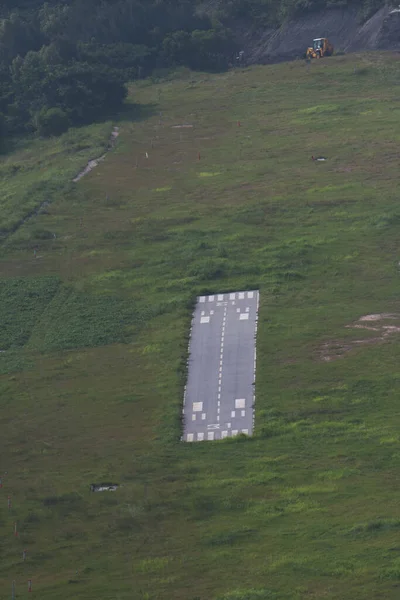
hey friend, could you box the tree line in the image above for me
[0,0,386,142]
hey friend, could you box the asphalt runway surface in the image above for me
[183,290,259,442]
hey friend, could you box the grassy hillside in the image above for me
[0,52,400,600]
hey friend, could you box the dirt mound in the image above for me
[236,6,400,65]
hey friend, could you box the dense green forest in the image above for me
[0,0,385,141]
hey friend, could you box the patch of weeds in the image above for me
[0,276,60,349]
[28,286,143,351]
[347,519,400,537]
[0,350,34,375]
[299,104,340,115]
[189,495,219,520]
[31,228,54,240]
[42,493,86,518]
[379,558,400,580]
[136,557,170,574]
[204,528,257,547]
[215,588,283,600]
[316,468,361,480]
[373,212,400,229]
[188,258,228,280]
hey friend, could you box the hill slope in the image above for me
[236,4,400,64]
[0,53,400,599]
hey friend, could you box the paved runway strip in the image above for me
[183,290,259,442]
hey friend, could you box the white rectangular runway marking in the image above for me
[192,414,196,421]
[241,429,248,435]
[230,293,235,300]
[239,292,245,299]
[207,431,215,440]
[197,432,204,441]
[232,429,238,436]
[202,413,206,420]
[241,410,246,417]
[218,294,224,301]
[240,313,249,320]
[208,295,214,302]
[199,296,205,303]
[247,291,254,299]
[231,410,236,418]
[187,433,194,442]
[193,402,203,412]
[221,430,228,438]
[200,316,210,324]
[235,398,246,409]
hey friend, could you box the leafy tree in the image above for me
[189,28,236,71]
[162,31,192,66]
[0,112,6,151]
[35,106,69,136]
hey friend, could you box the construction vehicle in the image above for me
[306,38,334,59]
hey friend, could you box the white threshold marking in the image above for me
[218,294,224,301]
[248,291,254,299]
[202,413,206,420]
[197,432,204,441]
[221,430,228,438]
[200,316,210,324]
[240,313,249,320]
[239,292,245,299]
[241,410,246,417]
[193,402,203,412]
[207,431,215,440]
[232,429,239,436]
[229,293,235,300]
[199,296,205,303]
[231,410,236,418]
[208,295,214,302]
[187,433,194,442]
[235,398,246,409]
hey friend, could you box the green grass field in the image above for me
[0,52,400,600]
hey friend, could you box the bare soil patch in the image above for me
[319,313,400,361]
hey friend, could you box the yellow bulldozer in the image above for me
[306,38,334,59]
